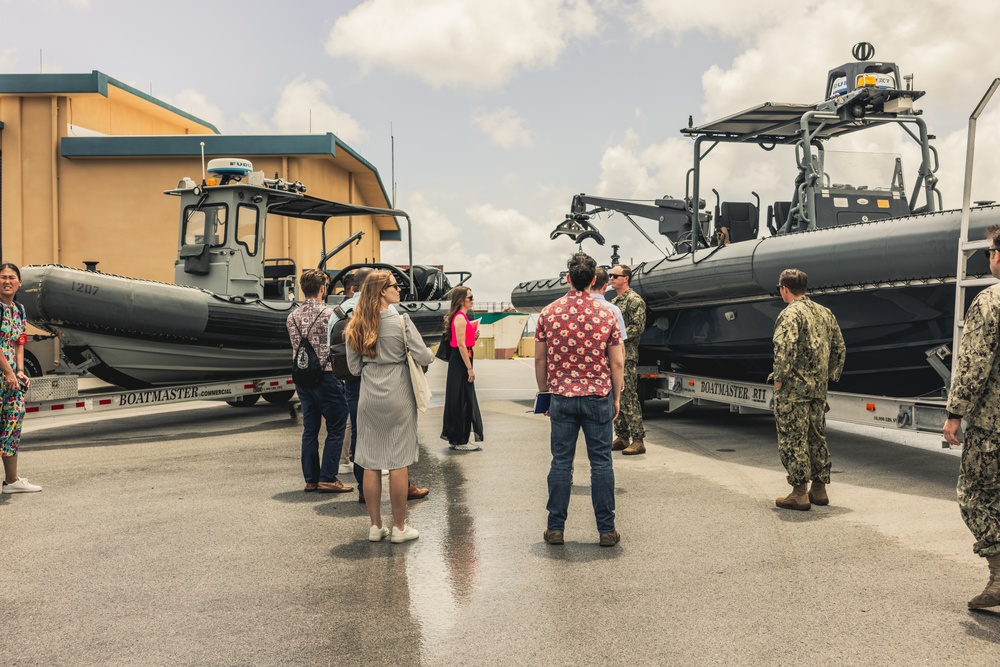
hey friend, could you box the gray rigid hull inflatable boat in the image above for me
[20,160,464,390]
[510,44,997,396]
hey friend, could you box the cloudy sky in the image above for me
[3,0,1000,304]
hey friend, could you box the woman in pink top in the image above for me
[440,286,484,451]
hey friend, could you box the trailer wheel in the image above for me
[23,352,43,378]
[262,390,295,404]
[226,394,261,407]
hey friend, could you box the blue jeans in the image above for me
[344,377,364,489]
[546,393,616,534]
[297,373,349,484]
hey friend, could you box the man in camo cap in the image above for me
[770,268,845,511]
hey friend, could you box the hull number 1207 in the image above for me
[72,281,100,295]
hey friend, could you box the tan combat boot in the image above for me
[623,439,645,455]
[775,484,811,511]
[969,554,1000,609]
[612,436,628,451]
[808,480,829,506]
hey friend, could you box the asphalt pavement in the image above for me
[3,359,1000,666]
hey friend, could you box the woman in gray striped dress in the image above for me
[346,270,434,543]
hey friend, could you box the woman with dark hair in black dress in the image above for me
[440,287,484,451]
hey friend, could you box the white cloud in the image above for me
[381,192,568,304]
[163,89,225,129]
[270,77,369,143]
[471,108,533,149]
[325,0,598,88]
[227,78,369,142]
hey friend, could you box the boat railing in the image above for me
[952,78,1000,370]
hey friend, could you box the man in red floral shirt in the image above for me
[535,253,624,547]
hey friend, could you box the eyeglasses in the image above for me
[985,247,999,259]
[609,273,624,279]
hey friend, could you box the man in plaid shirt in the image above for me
[535,253,624,547]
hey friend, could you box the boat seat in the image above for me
[770,201,794,233]
[179,243,211,275]
[716,202,758,244]
[262,260,297,300]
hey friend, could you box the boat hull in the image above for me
[20,265,447,389]
[511,206,999,397]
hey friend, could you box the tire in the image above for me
[226,394,261,407]
[23,352,43,378]
[262,390,295,404]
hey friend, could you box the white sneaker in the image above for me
[454,444,482,452]
[381,469,389,476]
[2,478,42,494]
[339,462,353,475]
[368,524,390,542]
[390,524,419,543]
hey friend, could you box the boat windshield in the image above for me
[821,150,901,192]
[183,204,228,247]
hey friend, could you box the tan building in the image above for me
[0,71,400,374]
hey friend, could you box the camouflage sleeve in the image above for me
[828,312,846,382]
[947,292,1000,417]
[772,308,798,383]
[623,292,646,340]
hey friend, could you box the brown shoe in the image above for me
[358,491,366,504]
[407,483,430,500]
[543,529,564,545]
[317,480,354,493]
[808,480,829,506]
[775,484,811,511]
[970,554,1000,609]
[622,439,645,455]
[612,436,628,451]
[304,483,318,492]
[599,531,621,547]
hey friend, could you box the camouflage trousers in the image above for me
[614,358,645,441]
[958,426,1000,558]
[774,393,830,486]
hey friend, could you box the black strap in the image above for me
[293,306,330,369]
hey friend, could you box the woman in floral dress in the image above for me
[0,263,40,494]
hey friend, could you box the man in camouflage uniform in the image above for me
[610,264,647,455]
[944,224,1000,609]
[770,268,845,511]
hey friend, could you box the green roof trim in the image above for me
[61,133,338,158]
[0,71,108,96]
[380,229,402,241]
[0,71,220,133]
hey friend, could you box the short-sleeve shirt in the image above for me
[535,289,621,397]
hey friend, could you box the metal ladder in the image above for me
[951,78,1000,365]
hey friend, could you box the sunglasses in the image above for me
[609,273,624,279]
[775,284,784,292]
[465,295,474,301]
[985,247,999,260]
[386,283,401,291]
